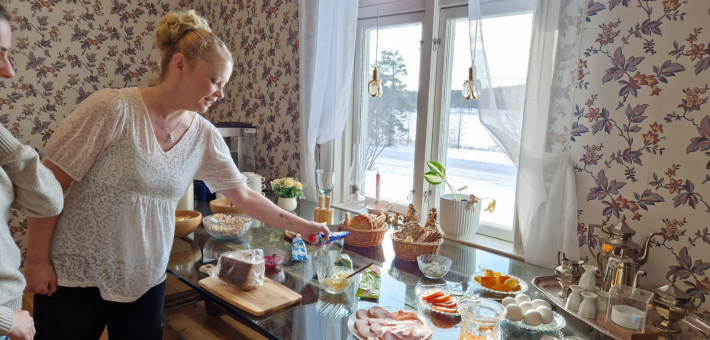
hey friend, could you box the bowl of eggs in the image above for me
[502,294,566,331]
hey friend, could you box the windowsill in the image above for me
[443,233,524,262]
[333,202,523,262]
[331,203,368,215]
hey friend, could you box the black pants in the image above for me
[33,280,166,340]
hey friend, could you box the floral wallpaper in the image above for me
[573,0,710,314]
[180,0,301,182]
[1,0,301,263]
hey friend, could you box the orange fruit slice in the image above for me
[504,278,519,288]
[492,284,511,292]
[497,275,511,284]
[481,281,498,289]
[480,276,498,283]
[474,276,483,284]
[484,269,495,277]
[512,285,521,291]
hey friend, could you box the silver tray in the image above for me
[532,275,710,340]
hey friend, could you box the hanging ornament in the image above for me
[462,67,477,100]
[368,67,383,97]
[368,0,383,98]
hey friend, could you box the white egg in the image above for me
[502,297,517,307]
[524,310,542,326]
[531,299,552,310]
[515,294,531,305]
[506,304,525,321]
[518,301,534,314]
[536,306,554,324]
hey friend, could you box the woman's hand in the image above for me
[7,310,35,340]
[23,263,58,296]
[298,220,331,240]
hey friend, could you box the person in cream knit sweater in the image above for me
[0,4,64,340]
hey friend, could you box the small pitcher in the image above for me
[566,285,585,312]
[458,298,506,340]
[578,265,598,292]
[578,292,598,318]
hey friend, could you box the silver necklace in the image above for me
[151,89,185,143]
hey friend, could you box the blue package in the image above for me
[307,231,351,245]
[292,237,308,261]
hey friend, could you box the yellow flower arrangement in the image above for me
[271,177,305,198]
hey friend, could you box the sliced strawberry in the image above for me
[422,291,445,301]
[432,306,458,314]
[429,294,451,303]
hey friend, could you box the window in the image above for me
[432,7,534,241]
[338,0,535,241]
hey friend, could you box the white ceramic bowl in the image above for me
[611,305,645,330]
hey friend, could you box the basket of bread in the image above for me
[391,222,444,262]
[339,212,389,247]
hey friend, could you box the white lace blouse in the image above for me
[45,88,245,302]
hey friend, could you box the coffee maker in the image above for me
[214,122,257,172]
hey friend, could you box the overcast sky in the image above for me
[366,13,534,92]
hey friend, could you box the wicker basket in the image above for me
[391,234,443,262]
[340,223,388,247]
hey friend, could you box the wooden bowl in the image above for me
[175,210,202,238]
[209,198,243,214]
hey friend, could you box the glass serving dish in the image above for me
[203,213,252,240]
[417,288,471,316]
[417,254,452,279]
[508,311,566,331]
[470,272,529,296]
[317,266,355,294]
[262,247,285,268]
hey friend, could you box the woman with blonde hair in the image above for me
[24,10,329,340]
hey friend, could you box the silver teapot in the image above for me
[588,215,662,291]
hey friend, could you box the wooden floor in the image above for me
[22,275,267,340]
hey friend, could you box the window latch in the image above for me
[407,190,414,201]
[432,38,441,51]
[424,190,431,203]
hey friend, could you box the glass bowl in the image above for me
[262,247,285,268]
[317,266,355,294]
[470,272,529,295]
[203,213,252,240]
[417,254,452,279]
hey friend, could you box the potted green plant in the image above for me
[424,161,495,237]
[270,178,305,212]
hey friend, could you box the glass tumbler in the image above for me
[458,297,506,340]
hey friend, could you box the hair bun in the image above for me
[155,10,212,51]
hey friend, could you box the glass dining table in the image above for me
[167,199,608,340]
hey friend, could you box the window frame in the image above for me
[334,1,533,242]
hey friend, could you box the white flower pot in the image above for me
[278,197,298,212]
[439,194,481,238]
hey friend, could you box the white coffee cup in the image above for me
[242,172,255,177]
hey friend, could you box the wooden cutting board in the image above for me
[198,264,302,316]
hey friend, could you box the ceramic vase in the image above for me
[596,291,610,316]
[566,285,585,312]
[278,197,298,212]
[578,292,598,318]
[578,265,598,292]
[439,194,481,237]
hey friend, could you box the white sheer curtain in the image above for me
[470,0,586,267]
[299,0,358,201]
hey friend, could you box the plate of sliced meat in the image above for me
[348,306,435,340]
